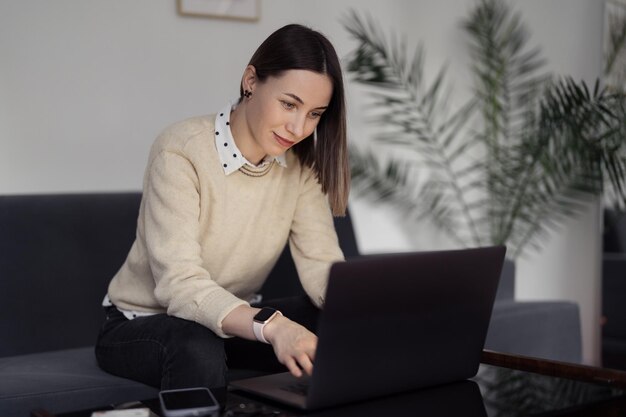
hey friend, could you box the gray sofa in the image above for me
[0,192,582,416]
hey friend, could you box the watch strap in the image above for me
[252,309,282,344]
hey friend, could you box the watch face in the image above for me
[254,307,277,322]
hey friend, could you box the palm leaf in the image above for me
[344,10,483,246]
[343,1,626,258]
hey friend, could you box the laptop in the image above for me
[230,245,506,410]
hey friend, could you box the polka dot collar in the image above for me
[214,101,287,176]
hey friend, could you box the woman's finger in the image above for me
[296,353,314,376]
[284,357,303,378]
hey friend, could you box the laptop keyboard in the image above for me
[280,382,309,396]
[226,392,294,416]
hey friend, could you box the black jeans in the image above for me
[95,295,319,390]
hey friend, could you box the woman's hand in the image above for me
[263,315,317,378]
[221,305,317,377]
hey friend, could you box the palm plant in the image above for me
[605,0,626,92]
[344,0,626,258]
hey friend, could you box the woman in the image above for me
[95,23,349,390]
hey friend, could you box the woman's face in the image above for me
[241,68,333,162]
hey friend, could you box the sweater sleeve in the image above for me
[143,149,248,337]
[288,168,345,308]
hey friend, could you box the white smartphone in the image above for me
[158,387,220,417]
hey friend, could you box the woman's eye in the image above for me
[281,100,295,110]
[310,111,322,119]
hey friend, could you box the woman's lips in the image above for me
[273,132,295,148]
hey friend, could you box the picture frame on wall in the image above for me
[177,0,260,22]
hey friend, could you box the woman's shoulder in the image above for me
[152,115,216,153]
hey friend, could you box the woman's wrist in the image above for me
[261,314,288,344]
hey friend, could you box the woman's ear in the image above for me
[241,65,257,93]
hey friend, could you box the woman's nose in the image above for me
[286,113,306,138]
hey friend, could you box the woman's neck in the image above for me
[229,104,266,165]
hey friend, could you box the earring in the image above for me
[243,90,252,98]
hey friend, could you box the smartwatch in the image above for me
[253,307,282,344]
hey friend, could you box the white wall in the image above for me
[513,0,605,368]
[0,0,415,194]
[0,0,606,365]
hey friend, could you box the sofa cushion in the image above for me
[0,193,142,357]
[0,347,158,416]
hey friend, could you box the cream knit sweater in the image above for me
[107,114,344,337]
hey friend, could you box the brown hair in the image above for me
[242,24,350,216]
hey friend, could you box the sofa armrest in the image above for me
[486,300,582,363]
